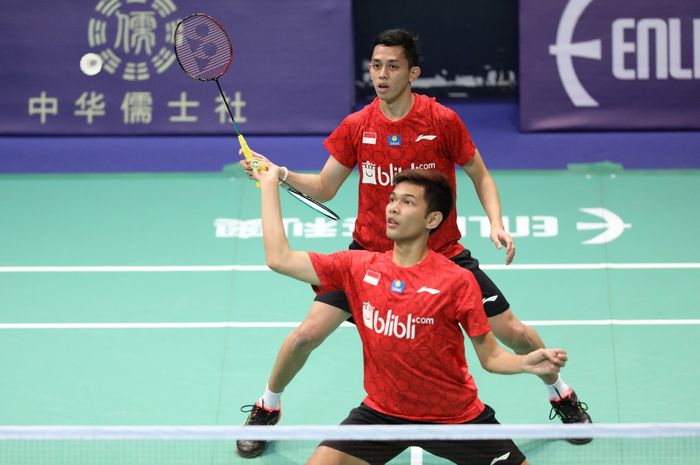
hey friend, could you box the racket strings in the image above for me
[174,14,233,81]
[172,13,340,221]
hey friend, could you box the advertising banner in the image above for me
[0,0,353,135]
[520,0,700,130]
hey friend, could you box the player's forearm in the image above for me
[462,151,505,230]
[285,171,334,202]
[259,177,292,270]
[473,332,527,375]
[474,175,505,230]
[480,349,528,375]
[259,176,321,285]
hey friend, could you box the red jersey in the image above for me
[309,249,490,423]
[324,94,476,258]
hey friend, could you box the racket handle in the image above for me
[238,134,263,188]
[238,134,253,161]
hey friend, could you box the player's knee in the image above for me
[288,326,324,353]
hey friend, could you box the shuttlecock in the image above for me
[80,53,103,76]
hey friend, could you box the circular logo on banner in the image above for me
[86,0,180,81]
[548,0,601,107]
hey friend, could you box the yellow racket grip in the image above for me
[238,134,264,187]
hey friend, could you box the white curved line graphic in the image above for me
[548,0,602,107]
[577,207,631,245]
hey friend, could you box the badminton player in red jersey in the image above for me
[250,166,567,465]
[236,29,591,458]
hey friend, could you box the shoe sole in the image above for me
[566,437,593,445]
[236,442,268,458]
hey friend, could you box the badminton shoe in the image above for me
[549,389,592,445]
[236,402,281,458]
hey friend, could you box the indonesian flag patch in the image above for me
[363,269,380,286]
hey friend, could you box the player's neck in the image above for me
[391,238,430,267]
[379,90,415,121]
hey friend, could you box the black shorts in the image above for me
[314,243,511,318]
[320,403,526,465]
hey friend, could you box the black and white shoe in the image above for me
[236,402,281,458]
[549,389,593,445]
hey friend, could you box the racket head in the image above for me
[283,183,340,221]
[173,13,233,81]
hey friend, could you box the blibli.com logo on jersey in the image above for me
[361,161,437,186]
[362,301,434,340]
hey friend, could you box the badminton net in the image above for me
[1,423,699,465]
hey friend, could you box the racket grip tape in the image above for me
[237,134,264,187]
[237,134,253,160]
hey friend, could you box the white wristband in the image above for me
[278,166,289,184]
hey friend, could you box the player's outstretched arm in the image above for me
[470,331,567,375]
[461,149,516,265]
[286,156,352,202]
[241,151,351,202]
[251,162,321,285]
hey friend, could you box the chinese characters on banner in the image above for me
[2,0,352,135]
[27,90,247,127]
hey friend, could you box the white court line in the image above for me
[0,263,699,272]
[0,265,261,272]
[1,320,699,330]
[410,446,423,465]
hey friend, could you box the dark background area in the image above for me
[353,0,518,101]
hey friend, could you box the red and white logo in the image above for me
[417,286,440,295]
[363,269,380,286]
[362,132,377,145]
[361,302,435,340]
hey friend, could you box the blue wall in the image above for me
[2,102,698,172]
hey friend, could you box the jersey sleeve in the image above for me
[442,109,476,167]
[323,116,358,169]
[454,270,491,337]
[308,250,354,295]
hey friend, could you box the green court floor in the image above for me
[1,168,699,464]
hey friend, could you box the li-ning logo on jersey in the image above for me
[417,286,440,295]
[362,301,434,340]
[490,452,511,465]
[361,161,437,186]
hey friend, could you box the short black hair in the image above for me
[372,29,420,68]
[393,169,453,233]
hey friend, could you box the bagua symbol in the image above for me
[548,0,602,107]
[576,208,631,245]
[86,0,180,80]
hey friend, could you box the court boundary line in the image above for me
[1,319,699,329]
[1,423,699,440]
[0,263,699,272]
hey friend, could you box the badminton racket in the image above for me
[173,13,339,221]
